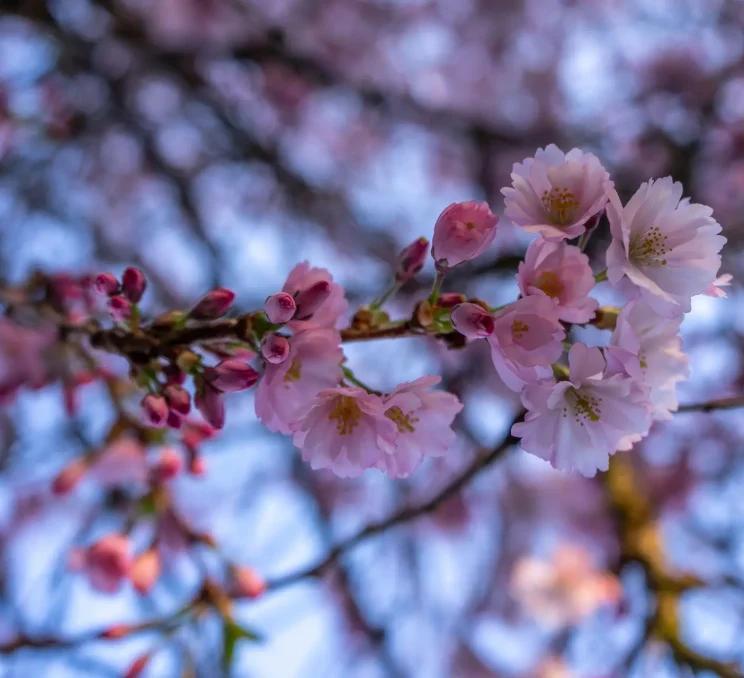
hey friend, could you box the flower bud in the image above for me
[432,201,498,269]
[108,295,132,320]
[52,458,88,495]
[131,549,161,594]
[124,653,151,678]
[151,447,182,482]
[395,237,429,282]
[437,292,467,308]
[264,292,296,324]
[94,272,119,296]
[451,302,495,338]
[189,287,235,320]
[141,394,168,427]
[166,411,182,429]
[121,267,147,303]
[204,358,259,393]
[82,534,131,593]
[231,565,266,599]
[261,334,290,364]
[293,280,331,320]
[195,381,225,429]
[164,384,190,415]
[101,624,132,640]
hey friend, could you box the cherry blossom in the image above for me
[487,295,565,392]
[502,144,612,240]
[517,238,598,323]
[255,329,343,434]
[431,201,499,269]
[512,344,652,476]
[282,261,348,331]
[376,376,463,478]
[606,177,726,315]
[76,534,132,593]
[292,385,397,477]
[511,545,621,629]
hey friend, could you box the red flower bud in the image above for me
[261,334,290,364]
[124,653,151,678]
[164,384,190,415]
[121,267,147,303]
[94,272,119,296]
[131,549,161,595]
[395,237,429,282]
[232,565,266,599]
[195,381,225,429]
[52,458,88,495]
[141,394,168,427]
[204,359,259,393]
[264,292,296,324]
[189,287,235,320]
[293,280,331,320]
[437,292,467,308]
[151,447,182,482]
[108,295,132,320]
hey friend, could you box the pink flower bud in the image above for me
[164,364,186,385]
[52,458,88,495]
[451,302,495,338]
[164,384,190,415]
[293,280,331,320]
[166,410,182,428]
[232,565,266,599]
[131,549,161,594]
[81,534,131,593]
[121,267,147,303]
[265,292,297,323]
[261,334,290,364]
[432,201,498,269]
[151,447,182,482]
[108,295,131,320]
[189,287,236,320]
[101,624,132,639]
[204,358,259,393]
[124,653,151,678]
[94,272,119,296]
[396,237,429,282]
[189,455,207,475]
[141,394,168,427]
[195,381,225,429]
[437,292,467,308]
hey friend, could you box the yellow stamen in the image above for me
[328,396,362,435]
[384,406,418,433]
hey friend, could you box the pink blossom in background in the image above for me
[376,376,463,478]
[513,344,652,476]
[606,178,726,315]
[195,381,225,429]
[91,437,148,486]
[255,329,343,434]
[292,386,398,477]
[487,295,565,391]
[282,261,348,331]
[610,300,689,420]
[431,201,499,268]
[511,545,621,629]
[77,534,132,593]
[704,272,733,298]
[0,318,53,402]
[517,238,598,323]
[130,549,161,594]
[502,144,612,240]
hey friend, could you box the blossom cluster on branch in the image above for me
[0,145,730,614]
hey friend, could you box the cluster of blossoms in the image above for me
[3,145,727,495]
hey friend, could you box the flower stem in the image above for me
[341,366,381,394]
[594,269,608,283]
[428,269,446,304]
[370,281,401,310]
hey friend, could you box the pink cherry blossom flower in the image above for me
[518,238,598,323]
[376,376,463,477]
[78,534,132,593]
[121,267,147,303]
[141,394,168,427]
[609,300,688,420]
[255,329,343,434]
[292,386,397,477]
[511,544,621,629]
[264,292,296,323]
[502,144,612,240]
[91,437,148,486]
[0,318,53,403]
[487,295,565,392]
[512,344,652,476]
[204,358,259,392]
[431,201,498,269]
[282,261,348,331]
[606,178,726,315]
